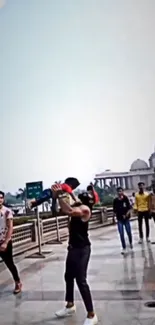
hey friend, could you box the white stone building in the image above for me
[94,153,155,190]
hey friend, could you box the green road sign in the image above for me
[26,181,43,200]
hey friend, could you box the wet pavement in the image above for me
[1,220,155,324]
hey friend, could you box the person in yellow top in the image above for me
[148,182,155,220]
[134,182,150,244]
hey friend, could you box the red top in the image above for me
[61,183,72,194]
[93,189,99,204]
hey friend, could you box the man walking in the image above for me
[51,184,98,325]
[0,191,22,294]
[134,182,150,243]
[113,187,133,255]
[148,182,155,223]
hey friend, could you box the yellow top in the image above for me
[134,192,149,212]
[148,193,155,212]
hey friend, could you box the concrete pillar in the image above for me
[120,177,124,188]
[116,178,119,186]
[124,177,128,189]
[127,177,132,190]
[111,178,115,185]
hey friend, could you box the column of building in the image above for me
[97,176,133,190]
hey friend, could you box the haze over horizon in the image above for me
[0,0,155,192]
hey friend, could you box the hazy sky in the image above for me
[0,0,155,191]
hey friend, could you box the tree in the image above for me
[5,192,22,205]
[16,188,27,213]
[16,188,26,201]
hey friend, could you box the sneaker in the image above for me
[130,244,133,251]
[121,249,126,255]
[146,238,151,243]
[139,239,143,244]
[55,305,76,318]
[83,314,98,325]
[13,282,22,294]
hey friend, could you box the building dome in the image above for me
[130,159,148,171]
[149,152,155,168]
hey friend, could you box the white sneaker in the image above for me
[55,305,76,318]
[121,249,126,255]
[83,314,98,325]
[139,239,143,244]
[146,238,150,243]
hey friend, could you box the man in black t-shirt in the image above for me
[51,184,98,325]
[113,187,133,255]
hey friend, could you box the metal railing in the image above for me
[10,207,136,256]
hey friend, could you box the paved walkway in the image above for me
[1,220,155,324]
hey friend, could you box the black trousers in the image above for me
[138,211,150,239]
[151,212,155,222]
[0,241,20,282]
[64,245,93,313]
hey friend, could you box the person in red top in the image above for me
[29,177,80,209]
[87,183,100,204]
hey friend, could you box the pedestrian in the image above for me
[0,191,22,294]
[51,184,98,325]
[148,183,155,222]
[134,182,150,243]
[130,192,135,207]
[113,187,133,255]
[87,183,100,204]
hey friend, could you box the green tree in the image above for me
[16,188,26,201]
[16,188,27,213]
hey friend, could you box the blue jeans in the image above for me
[34,189,56,213]
[117,219,132,249]
[35,189,52,205]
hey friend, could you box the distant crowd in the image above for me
[113,181,155,254]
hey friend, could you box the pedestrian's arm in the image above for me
[70,192,77,202]
[148,194,151,212]
[51,184,90,220]
[58,194,90,220]
[113,199,117,215]
[133,194,138,211]
[4,211,13,245]
[126,197,132,216]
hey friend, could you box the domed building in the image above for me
[149,153,155,169]
[94,152,155,191]
[130,159,149,171]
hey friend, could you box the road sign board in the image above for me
[26,181,43,200]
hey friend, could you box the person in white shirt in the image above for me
[0,191,22,294]
[130,192,135,207]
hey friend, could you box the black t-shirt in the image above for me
[69,217,90,248]
[113,195,131,221]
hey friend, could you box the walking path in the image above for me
[1,220,155,324]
